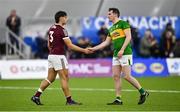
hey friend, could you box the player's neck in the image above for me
[55,22,65,28]
[112,18,119,24]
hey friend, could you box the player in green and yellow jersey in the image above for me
[88,8,149,105]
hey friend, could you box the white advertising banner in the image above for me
[0,59,112,79]
[0,60,48,79]
[166,58,180,75]
[1,58,176,79]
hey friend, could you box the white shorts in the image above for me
[48,55,68,71]
[112,55,133,66]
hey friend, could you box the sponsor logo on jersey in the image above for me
[112,32,120,37]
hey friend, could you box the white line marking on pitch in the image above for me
[0,86,180,93]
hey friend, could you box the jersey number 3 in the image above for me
[49,31,54,42]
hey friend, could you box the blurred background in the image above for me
[0,0,180,78]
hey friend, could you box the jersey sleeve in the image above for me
[122,21,130,30]
[107,29,111,37]
[62,29,68,38]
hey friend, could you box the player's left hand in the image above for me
[84,48,94,54]
[87,47,95,52]
[117,49,124,58]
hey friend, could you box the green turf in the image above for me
[0,77,180,111]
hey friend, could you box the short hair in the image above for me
[55,11,67,23]
[109,8,120,17]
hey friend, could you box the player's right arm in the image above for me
[89,36,111,51]
[47,36,51,51]
[63,37,91,54]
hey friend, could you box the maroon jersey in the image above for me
[48,24,68,55]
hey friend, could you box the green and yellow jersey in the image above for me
[108,20,132,57]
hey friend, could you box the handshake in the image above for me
[83,47,96,54]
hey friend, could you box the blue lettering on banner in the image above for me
[166,59,180,74]
[172,62,180,70]
[81,16,180,44]
[132,58,169,77]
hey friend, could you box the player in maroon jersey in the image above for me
[31,11,92,105]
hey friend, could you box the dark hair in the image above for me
[55,11,67,23]
[109,8,120,17]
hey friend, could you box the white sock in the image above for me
[38,88,43,93]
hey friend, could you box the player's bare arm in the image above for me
[88,36,111,51]
[63,37,92,54]
[117,28,132,58]
[47,36,51,51]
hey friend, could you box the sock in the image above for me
[116,96,121,100]
[139,88,145,95]
[66,96,72,103]
[34,88,43,97]
[116,95,122,102]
